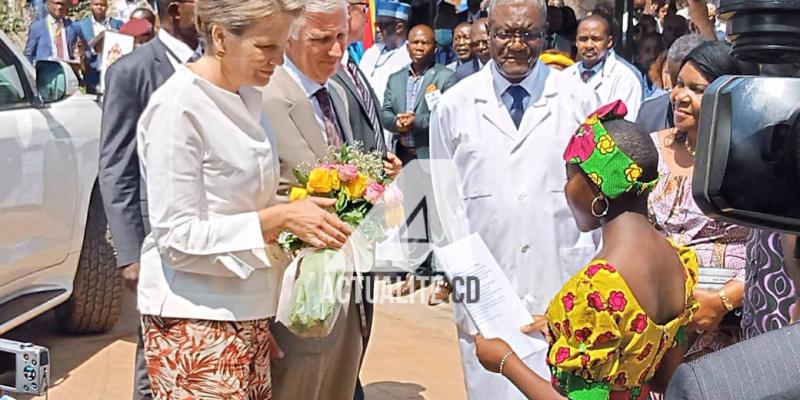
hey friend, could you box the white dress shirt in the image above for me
[283,56,334,144]
[46,15,70,60]
[158,29,196,69]
[565,50,645,122]
[92,17,108,37]
[136,65,287,321]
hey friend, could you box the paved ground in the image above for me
[5,280,466,400]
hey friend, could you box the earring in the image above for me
[215,49,226,60]
[591,196,609,218]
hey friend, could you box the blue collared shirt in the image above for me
[578,58,605,83]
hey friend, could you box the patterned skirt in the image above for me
[141,316,272,400]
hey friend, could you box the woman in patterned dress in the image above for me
[647,41,759,360]
[136,1,354,399]
[475,102,699,399]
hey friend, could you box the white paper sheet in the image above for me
[435,234,550,359]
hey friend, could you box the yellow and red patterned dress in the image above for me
[545,245,699,400]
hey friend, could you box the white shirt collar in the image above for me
[283,56,327,99]
[491,61,542,101]
[47,14,62,26]
[158,29,195,64]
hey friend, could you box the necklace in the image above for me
[683,137,696,157]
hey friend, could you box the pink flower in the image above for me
[555,347,571,365]
[364,181,385,205]
[561,292,575,312]
[382,185,404,206]
[336,164,358,182]
[607,291,627,312]
[585,262,616,278]
[630,313,648,334]
[580,354,590,368]
[562,132,597,163]
[587,291,606,311]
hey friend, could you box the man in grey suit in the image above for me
[97,1,198,399]
[666,323,800,399]
[260,1,374,398]
[381,24,457,163]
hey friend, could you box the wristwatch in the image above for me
[718,288,735,312]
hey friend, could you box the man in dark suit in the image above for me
[24,0,82,63]
[98,1,198,399]
[455,17,488,81]
[381,24,457,163]
[331,2,404,399]
[78,0,123,93]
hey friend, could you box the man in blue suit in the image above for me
[24,0,82,63]
[78,0,123,93]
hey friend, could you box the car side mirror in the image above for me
[35,60,78,104]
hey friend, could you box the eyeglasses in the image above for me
[490,29,546,44]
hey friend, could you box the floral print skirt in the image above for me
[142,316,272,400]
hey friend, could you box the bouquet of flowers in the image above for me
[275,144,404,338]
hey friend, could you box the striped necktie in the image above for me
[346,57,383,150]
[54,21,65,59]
[313,87,343,147]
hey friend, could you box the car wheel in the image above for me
[55,185,122,334]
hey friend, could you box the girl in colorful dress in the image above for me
[475,101,699,399]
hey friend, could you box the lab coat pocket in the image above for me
[453,142,494,199]
[558,245,596,280]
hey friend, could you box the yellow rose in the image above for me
[596,134,616,155]
[344,173,369,199]
[588,172,603,187]
[306,167,340,194]
[289,187,309,202]
[625,163,642,182]
[585,114,599,126]
[384,204,405,228]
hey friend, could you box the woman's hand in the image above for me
[276,197,351,249]
[475,334,514,373]
[689,289,727,332]
[521,314,549,338]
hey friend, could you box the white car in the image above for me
[0,29,120,335]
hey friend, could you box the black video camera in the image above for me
[693,0,800,232]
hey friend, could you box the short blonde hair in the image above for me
[195,0,306,39]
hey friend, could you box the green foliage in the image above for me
[0,3,27,34]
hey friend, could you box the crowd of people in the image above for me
[10,0,800,399]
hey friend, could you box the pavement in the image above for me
[5,280,466,400]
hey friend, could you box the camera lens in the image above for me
[719,0,800,63]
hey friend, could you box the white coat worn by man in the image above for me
[564,14,644,122]
[429,0,600,398]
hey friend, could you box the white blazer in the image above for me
[565,50,645,122]
[137,66,288,322]
[430,61,601,399]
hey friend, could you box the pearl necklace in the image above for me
[684,138,696,157]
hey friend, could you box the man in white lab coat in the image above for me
[359,1,412,121]
[564,14,644,122]
[429,0,600,398]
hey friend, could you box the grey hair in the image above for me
[486,0,547,22]
[290,0,348,38]
[195,0,305,39]
[667,33,707,69]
